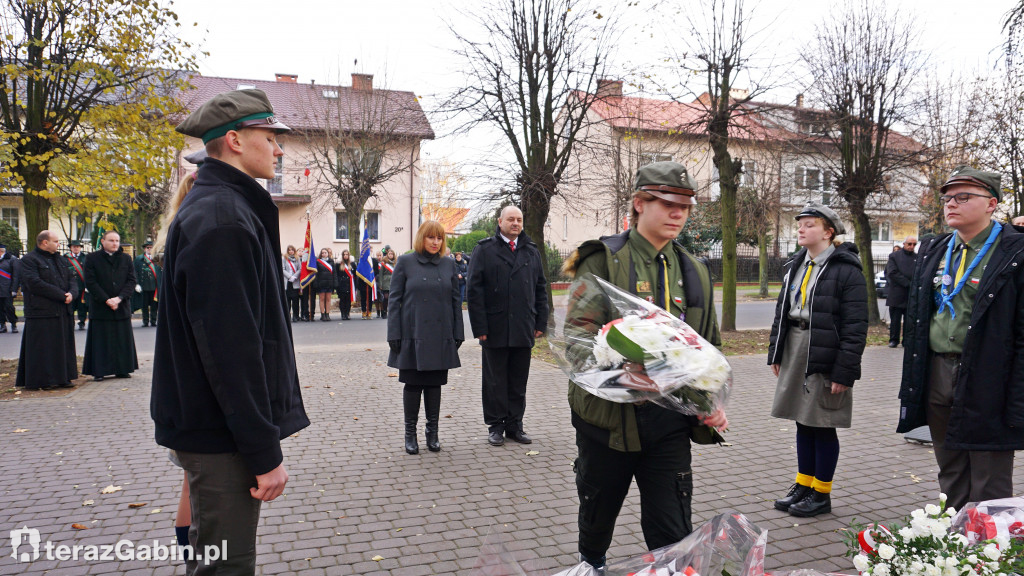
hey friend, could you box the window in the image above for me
[871,221,892,242]
[738,159,757,187]
[70,213,92,242]
[799,121,826,135]
[267,144,284,194]
[337,147,381,177]
[563,214,568,241]
[795,165,834,204]
[641,152,673,165]
[322,89,339,99]
[236,83,256,90]
[1,208,18,232]
[336,211,380,242]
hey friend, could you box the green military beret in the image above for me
[176,89,291,144]
[634,161,698,205]
[942,165,1002,200]
[796,201,846,235]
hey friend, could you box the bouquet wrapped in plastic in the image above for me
[951,497,1024,544]
[603,512,768,576]
[549,273,732,416]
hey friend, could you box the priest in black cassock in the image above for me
[16,230,77,390]
[83,230,138,381]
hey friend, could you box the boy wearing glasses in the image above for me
[884,236,917,347]
[898,166,1024,510]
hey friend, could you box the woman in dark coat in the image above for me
[334,249,356,320]
[83,230,138,381]
[387,220,464,454]
[767,202,867,518]
[313,248,336,321]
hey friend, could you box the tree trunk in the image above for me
[849,207,881,324]
[21,167,51,249]
[711,140,737,332]
[758,231,769,298]
[523,199,553,317]
[347,199,369,260]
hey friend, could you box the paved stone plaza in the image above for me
[2,336,1023,575]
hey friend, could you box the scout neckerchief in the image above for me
[342,263,356,302]
[798,261,814,309]
[144,254,159,301]
[935,222,1002,318]
[317,257,333,274]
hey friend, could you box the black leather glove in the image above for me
[455,340,463,349]
[389,340,401,353]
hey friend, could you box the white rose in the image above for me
[874,564,891,576]
[925,564,941,576]
[900,527,916,541]
[929,522,948,539]
[983,544,1001,561]
[910,561,925,574]
[878,544,896,560]
[926,504,941,516]
[912,509,927,520]
[853,554,872,572]
[967,555,979,565]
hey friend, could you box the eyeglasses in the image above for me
[940,192,991,205]
[905,243,917,246]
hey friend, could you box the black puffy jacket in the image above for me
[897,225,1024,450]
[767,243,869,387]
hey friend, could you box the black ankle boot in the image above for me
[789,489,831,517]
[404,421,419,455]
[774,483,812,512]
[325,313,331,321]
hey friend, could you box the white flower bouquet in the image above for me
[846,494,1024,576]
[548,273,731,417]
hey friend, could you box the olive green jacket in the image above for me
[563,230,720,452]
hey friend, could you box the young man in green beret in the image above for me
[66,240,88,330]
[563,161,728,569]
[898,166,1024,510]
[132,241,160,327]
[151,89,309,574]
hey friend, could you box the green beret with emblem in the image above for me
[941,165,1002,201]
[176,89,290,144]
[634,161,699,205]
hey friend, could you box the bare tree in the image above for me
[736,143,784,297]
[447,0,614,305]
[661,0,780,331]
[298,73,432,257]
[801,0,926,324]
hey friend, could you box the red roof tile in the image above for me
[177,75,435,140]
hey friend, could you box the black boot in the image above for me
[425,386,441,452]
[403,385,422,455]
[404,420,419,455]
[789,489,831,517]
[325,313,331,321]
[0,324,7,334]
[774,483,812,512]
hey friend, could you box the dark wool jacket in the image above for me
[897,224,1024,450]
[150,158,309,476]
[884,248,917,308]
[314,256,336,291]
[20,248,71,318]
[767,242,868,387]
[467,230,549,348]
[85,248,136,321]
[0,252,20,296]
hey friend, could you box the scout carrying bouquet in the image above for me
[549,273,732,417]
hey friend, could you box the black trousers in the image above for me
[140,290,157,325]
[71,299,87,325]
[285,286,300,319]
[359,283,374,313]
[575,421,693,562]
[888,306,905,344]
[176,451,261,575]
[481,346,531,433]
[299,287,315,319]
[0,296,16,326]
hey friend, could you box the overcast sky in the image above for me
[167,0,1015,189]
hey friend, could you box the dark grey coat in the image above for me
[884,248,917,308]
[386,251,464,371]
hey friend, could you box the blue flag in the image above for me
[356,222,376,299]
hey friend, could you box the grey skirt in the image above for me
[770,325,853,428]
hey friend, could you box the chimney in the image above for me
[796,93,804,108]
[352,73,374,91]
[275,73,298,83]
[596,79,623,99]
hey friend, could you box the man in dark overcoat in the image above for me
[151,89,309,574]
[898,166,1024,510]
[66,240,88,330]
[884,235,917,347]
[83,230,138,381]
[0,244,20,333]
[133,241,161,327]
[467,205,549,446]
[16,231,76,390]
